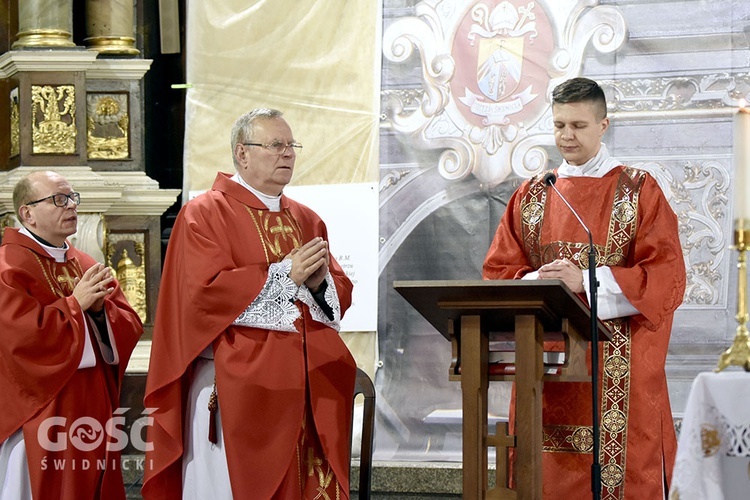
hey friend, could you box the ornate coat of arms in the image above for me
[383,0,627,187]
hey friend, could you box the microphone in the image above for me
[543,173,593,239]
[544,172,602,500]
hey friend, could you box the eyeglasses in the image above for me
[243,141,303,155]
[25,192,81,208]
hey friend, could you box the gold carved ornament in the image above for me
[108,245,147,323]
[10,90,19,157]
[87,94,129,160]
[31,85,76,154]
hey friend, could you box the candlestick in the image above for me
[734,107,750,222]
[716,228,750,372]
[716,107,750,371]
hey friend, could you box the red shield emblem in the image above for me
[451,0,554,127]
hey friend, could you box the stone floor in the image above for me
[122,457,466,499]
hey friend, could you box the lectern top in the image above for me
[393,279,612,342]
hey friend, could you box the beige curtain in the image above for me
[183,1,381,372]
[184,0,381,194]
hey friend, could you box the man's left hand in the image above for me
[537,258,585,293]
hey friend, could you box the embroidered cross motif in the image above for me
[315,467,335,499]
[269,216,295,241]
[57,267,77,292]
[305,447,322,477]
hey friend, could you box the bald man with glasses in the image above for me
[0,170,143,499]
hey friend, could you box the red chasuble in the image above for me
[0,227,143,500]
[483,166,686,499]
[143,173,356,499]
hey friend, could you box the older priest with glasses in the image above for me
[0,170,143,499]
[143,108,357,499]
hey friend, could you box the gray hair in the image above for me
[230,108,283,166]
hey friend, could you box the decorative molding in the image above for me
[86,59,153,81]
[604,74,750,114]
[630,157,731,308]
[101,171,181,216]
[0,50,98,77]
[382,0,627,187]
[0,167,180,217]
[379,168,413,194]
[383,72,750,123]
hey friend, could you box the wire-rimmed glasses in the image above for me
[243,141,303,155]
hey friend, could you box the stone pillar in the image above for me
[85,0,139,56]
[13,0,75,49]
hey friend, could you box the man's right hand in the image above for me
[72,263,114,312]
[286,237,328,288]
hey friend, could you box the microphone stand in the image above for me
[587,230,601,500]
[545,173,601,499]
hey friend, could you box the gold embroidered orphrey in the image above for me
[245,205,340,497]
[296,412,342,500]
[521,168,647,500]
[31,250,83,298]
[246,207,304,265]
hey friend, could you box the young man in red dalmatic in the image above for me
[483,78,686,499]
[143,109,357,499]
[0,171,143,499]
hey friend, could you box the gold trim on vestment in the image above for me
[245,207,303,264]
[543,424,594,453]
[296,412,342,499]
[31,250,83,298]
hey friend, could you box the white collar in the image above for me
[230,173,281,211]
[557,143,622,179]
[19,225,68,263]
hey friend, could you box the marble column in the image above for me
[13,0,75,48]
[85,0,139,55]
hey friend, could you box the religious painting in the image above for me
[87,92,130,160]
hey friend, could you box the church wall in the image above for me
[377,0,750,462]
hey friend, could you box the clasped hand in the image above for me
[72,263,114,313]
[286,237,329,291]
[537,258,585,293]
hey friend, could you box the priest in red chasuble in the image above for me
[143,108,356,499]
[483,78,686,499]
[0,171,143,499]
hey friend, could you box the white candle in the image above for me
[734,107,750,221]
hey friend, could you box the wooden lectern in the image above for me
[393,279,612,500]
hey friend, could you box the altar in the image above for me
[670,371,750,499]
